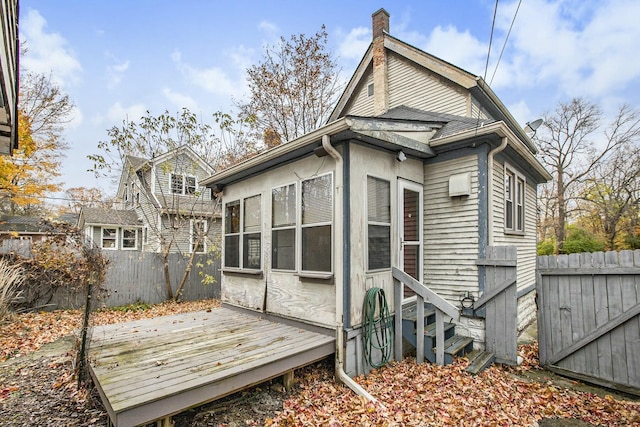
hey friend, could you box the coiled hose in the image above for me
[362,287,394,368]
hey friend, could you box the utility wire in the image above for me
[490,0,522,85]
[483,0,500,81]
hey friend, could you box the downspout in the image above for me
[487,137,508,246]
[322,135,378,404]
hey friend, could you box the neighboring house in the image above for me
[202,9,551,376]
[0,215,50,243]
[77,207,143,251]
[80,145,220,254]
[0,0,18,156]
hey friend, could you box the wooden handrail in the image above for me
[392,267,460,366]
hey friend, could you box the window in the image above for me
[191,220,207,253]
[243,196,262,269]
[122,228,137,250]
[272,184,296,270]
[224,200,240,267]
[367,176,391,270]
[301,174,332,272]
[102,228,117,249]
[224,195,262,269]
[171,174,197,195]
[505,167,525,233]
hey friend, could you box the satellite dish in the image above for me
[524,118,543,134]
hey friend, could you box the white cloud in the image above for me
[258,20,279,36]
[105,102,147,124]
[171,49,246,100]
[20,9,82,87]
[421,26,487,76]
[337,27,370,60]
[506,99,534,127]
[163,88,199,112]
[494,0,640,100]
[106,56,130,89]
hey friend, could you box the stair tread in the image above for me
[465,350,495,375]
[401,302,436,322]
[423,322,455,337]
[437,335,474,355]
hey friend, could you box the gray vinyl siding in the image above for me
[388,52,468,117]
[423,155,480,303]
[343,66,375,117]
[491,160,537,293]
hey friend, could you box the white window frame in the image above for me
[504,164,525,234]
[366,175,391,272]
[223,195,262,270]
[300,172,333,274]
[101,227,118,250]
[121,228,138,250]
[190,219,207,254]
[271,182,297,271]
[170,174,198,195]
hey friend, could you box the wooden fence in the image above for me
[537,250,640,396]
[1,241,221,309]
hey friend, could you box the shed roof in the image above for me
[0,215,49,233]
[80,207,141,227]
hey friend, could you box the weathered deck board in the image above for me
[89,306,335,427]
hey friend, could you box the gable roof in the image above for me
[0,215,50,234]
[329,25,537,154]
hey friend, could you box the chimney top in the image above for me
[372,8,390,39]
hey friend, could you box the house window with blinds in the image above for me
[272,184,296,270]
[224,200,240,267]
[301,174,332,272]
[243,195,262,269]
[367,176,391,270]
[504,166,525,234]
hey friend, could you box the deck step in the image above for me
[465,350,495,375]
[434,335,474,364]
[401,302,436,323]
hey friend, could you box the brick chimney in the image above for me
[372,9,389,115]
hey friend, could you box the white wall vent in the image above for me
[449,172,471,197]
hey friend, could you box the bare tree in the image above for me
[237,26,342,146]
[89,109,256,300]
[537,99,640,253]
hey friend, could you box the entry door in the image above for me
[398,179,423,300]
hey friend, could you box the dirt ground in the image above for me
[1,321,637,426]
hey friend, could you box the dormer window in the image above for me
[171,174,197,195]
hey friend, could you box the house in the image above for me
[78,145,220,254]
[0,215,50,244]
[201,9,551,377]
[0,0,18,156]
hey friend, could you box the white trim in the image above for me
[299,172,333,274]
[121,228,138,251]
[101,226,118,250]
[271,181,298,272]
[398,178,423,301]
[504,163,526,235]
[365,174,391,272]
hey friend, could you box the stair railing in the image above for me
[392,267,460,365]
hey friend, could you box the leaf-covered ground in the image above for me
[0,299,220,362]
[1,302,639,426]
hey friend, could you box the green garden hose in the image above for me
[362,287,394,368]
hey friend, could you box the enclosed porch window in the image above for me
[301,174,332,273]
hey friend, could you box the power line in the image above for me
[490,0,522,85]
[483,0,500,81]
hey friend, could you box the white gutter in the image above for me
[321,135,379,405]
[487,137,508,246]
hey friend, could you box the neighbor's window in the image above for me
[191,220,207,253]
[171,174,197,195]
[272,183,296,270]
[367,176,391,270]
[505,167,525,233]
[301,174,332,272]
[243,195,262,269]
[102,227,117,249]
[122,228,137,250]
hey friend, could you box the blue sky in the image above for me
[19,0,640,199]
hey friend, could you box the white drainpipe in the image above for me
[321,135,378,404]
[487,137,508,246]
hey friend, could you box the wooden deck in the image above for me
[89,305,335,427]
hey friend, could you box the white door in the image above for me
[398,179,423,300]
